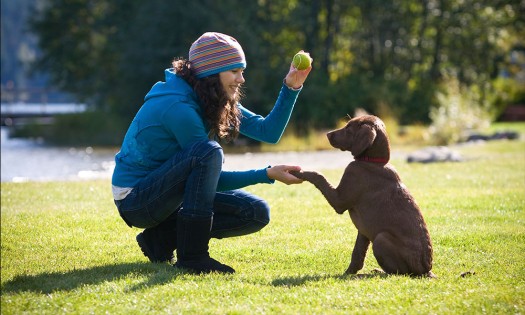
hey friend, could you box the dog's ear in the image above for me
[351,123,376,157]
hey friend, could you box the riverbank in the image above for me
[3,122,524,182]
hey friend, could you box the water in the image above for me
[1,127,356,182]
[1,127,116,182]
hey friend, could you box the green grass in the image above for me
[2,139,525,314]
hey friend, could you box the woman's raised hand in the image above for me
[284,51,313,89]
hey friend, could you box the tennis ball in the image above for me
[292,51,312,70]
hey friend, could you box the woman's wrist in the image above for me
[283,78,302,91]
[266,165,274,180]
[265,166,276,183]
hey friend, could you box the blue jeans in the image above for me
[114,140,270,239]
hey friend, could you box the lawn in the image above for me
[1,138,524,314]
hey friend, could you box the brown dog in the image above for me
[291,115,434,277]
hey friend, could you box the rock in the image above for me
[466,131,519,142]
[407,146,462,163]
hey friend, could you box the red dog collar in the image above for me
[355,156,389,164]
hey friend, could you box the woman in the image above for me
[112,32,312,274]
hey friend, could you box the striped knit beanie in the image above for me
[189,32,246,79]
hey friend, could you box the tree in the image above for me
[28,0,524,145]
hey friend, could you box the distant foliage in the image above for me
[23,0,525,145]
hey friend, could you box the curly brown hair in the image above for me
[172,58,242,142]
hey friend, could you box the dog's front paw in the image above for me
[288,170,303,179]
[289,170,322,182]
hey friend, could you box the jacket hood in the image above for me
[144,68,196,102]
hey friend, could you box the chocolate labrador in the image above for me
[291,115,434,277]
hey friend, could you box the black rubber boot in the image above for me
[136,212,178,263]
[174,215,235,274]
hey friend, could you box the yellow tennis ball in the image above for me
[292,51,311,70]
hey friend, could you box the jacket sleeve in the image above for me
[217,168,274,191]
[239,83,301,144]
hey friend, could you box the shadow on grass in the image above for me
[1,262,184,294]
[271,272,390,287]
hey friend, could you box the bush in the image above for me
[428,76,491,145]
[11,111,128,147]
[491,77,525,118]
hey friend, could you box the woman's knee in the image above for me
[192,140,223,166]
[252,198,271,226]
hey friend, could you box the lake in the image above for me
[1,127,354,182]
[1,127,116,182]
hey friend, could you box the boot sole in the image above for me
[174,259,235,274]
[136,233,173,263]
[136,233,156,263]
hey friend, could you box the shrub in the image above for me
[428,76,491,145]
[11,111,128,147]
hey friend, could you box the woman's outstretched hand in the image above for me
[284,51,313,89]
[267,165,304,185]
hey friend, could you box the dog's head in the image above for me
[327,115,390,162]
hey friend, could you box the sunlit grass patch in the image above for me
[2,139,524,314]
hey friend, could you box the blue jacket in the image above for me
[112,68,301,191]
